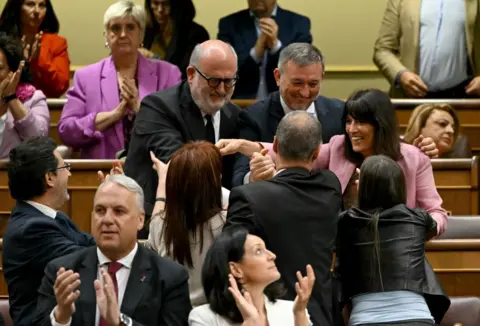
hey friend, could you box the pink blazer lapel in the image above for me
[100,57,124,146]
[137,54,158,100]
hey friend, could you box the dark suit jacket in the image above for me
[218,7,312,99]
[232,91,345,186]
[224,168,343,326]
[33,245,192,326]
[2,201,95,325]
[144,22,209,78]
[125,81,259,216]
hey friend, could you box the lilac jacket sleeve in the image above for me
[14,91,50,139]
[58,73,104,147]
[416,153,448,235]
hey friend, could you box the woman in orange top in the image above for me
[0,0,70,98]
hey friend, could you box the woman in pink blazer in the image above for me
[220,89,448,235]
[58,1,181,159]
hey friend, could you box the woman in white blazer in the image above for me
[188,227,315,326]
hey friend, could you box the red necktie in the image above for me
[99,262,123,326]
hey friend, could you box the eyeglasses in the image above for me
[57,163,72,171]
[194,67,238,89]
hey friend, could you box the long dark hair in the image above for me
[357,155,407,289]
[160,141,223,268]
[202,227,285,323]
[343,89,402,165]
[0,0,60,38]
[143,0,196,49]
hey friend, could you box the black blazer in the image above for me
[232,91,345,186]
[33,245,192,326]
[2,201,95,326]
[224,168,343,326]
[218,7,312,99]
[125,81,259,216]
[144,22,209,78]
[336,205,450,324]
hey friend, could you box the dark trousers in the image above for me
[425,79,474,98]
[358,320,434,326]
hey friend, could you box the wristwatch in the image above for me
[119,313,132,326]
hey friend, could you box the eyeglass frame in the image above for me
[56,162,72,172]
[193,66,238,89]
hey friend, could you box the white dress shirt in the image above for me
[243,96,317,184]
[50,243,138,326]
[202,110,221,143]
[188,297,312,326]
[25,200,57,219]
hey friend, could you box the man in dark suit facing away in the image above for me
[221,112,343,326]
[2,137,95,325]
[218,0,312,99]
[34,174,192,326]
[125,40,259,219]
[232,43,345,186]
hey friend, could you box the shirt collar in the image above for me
[249,4,278,18]
[201,110,221,121]
[25,200,57,219]
[97,242,138,269]
[280,95,316,116]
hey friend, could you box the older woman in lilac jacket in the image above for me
[58,1,181,159]
[0,33,49,159]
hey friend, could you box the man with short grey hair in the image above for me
[231,42,344,186]
[34,175,192,325]
[125,39,259,225]
[224,111,343,326]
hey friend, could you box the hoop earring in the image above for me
[105,41,110,49]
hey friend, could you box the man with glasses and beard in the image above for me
[125,40,259,228]
[2,137,96,325]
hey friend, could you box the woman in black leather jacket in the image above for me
[336,155,450,326]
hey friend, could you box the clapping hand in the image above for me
[259,18,279,49]
[53,268,81,324]
[0,60,24,99]
[293,264,315,313]
[120,77,140,113]
[21,32,42,61]
[94,268,120,325]
[228,274,266,326]
[97,160,124,182]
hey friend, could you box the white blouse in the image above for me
[188,298,312,326]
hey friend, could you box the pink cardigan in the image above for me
[262,135,448,234]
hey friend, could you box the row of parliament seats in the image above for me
[46,98,480,156]
[0,159,478,298]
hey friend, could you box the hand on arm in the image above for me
[412,135,439,158]
[215,139,263,157]
[249,149,276,182]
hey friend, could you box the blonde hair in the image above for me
[403,103,460,145]
[104,1,146,37]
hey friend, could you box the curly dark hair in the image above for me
[0,32,33,83]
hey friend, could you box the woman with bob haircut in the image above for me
[189,227,315,326]
[0,0,70,98]
[140,0,209,78]
[217,89,448,235]
[336,155,450,326]
[404,103,471,158]
[0,32,49,159]
[58,0,181,159]
[146,141,227,307]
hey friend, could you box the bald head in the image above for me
[189,40,237,68]
[275,111,322,162]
